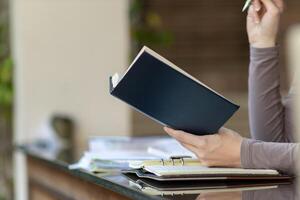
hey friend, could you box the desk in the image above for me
[20,145,296,200]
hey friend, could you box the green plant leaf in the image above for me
[146,12,162,28]
[133,28,173,46]
[129,0,143,21]
[0,57,13,84]
[130,0,174,50]
[0,56,13,108]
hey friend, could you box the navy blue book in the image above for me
[109,46,239,135]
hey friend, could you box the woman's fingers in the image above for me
[179,142,211,165]
[260,0,279,13]
[179,142,201,155]
[273,0,284,12]
[164,127,206,147]
[247,0,282,25]
[252,0,262,11]
[247,5,254,22]
[248,5,260,24]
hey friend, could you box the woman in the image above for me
[164,0,299,175]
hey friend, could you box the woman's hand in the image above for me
[164,127,243,167]
[247,0,284,48]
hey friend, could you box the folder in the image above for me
[123,156,292,181]
[124,173,291,196]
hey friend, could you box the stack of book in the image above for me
[70,136,290,182]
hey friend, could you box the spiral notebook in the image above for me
[123,156,291,181]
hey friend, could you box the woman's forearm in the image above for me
[249,46,288,142]
[241,138,299,175]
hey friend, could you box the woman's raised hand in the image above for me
[247,0,284,48]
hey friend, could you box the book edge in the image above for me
[142,46,238,106]
[114,46,239,107]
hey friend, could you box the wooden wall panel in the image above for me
[143,0,249,92]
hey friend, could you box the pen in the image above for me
[242,0,252,12]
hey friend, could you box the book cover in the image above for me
[110,46,239,135]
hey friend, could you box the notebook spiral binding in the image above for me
[160,156,193,166]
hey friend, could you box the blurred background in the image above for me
[0,0,299,199]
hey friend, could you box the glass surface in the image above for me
[20,144,298,200]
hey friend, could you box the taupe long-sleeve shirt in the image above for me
[241,46,299,175]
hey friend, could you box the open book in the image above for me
[110,46,239,135]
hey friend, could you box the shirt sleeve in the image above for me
[241,138,299,175]
[248,46,289,142]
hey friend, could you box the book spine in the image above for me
[109,76,114,93]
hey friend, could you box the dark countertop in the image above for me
[19,144,298,200]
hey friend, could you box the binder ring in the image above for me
[170,156,192,166]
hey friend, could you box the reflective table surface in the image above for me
[19,144,298,200]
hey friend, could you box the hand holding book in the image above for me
[164,127,243,168]
[110,46,239,135]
